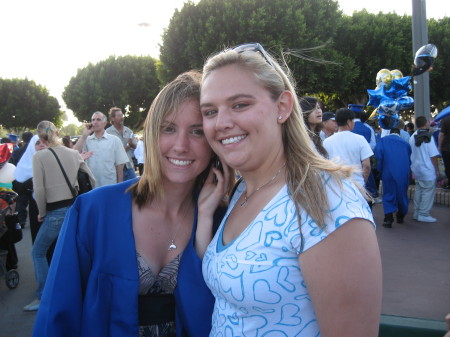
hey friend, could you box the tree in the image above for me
[159,0,356,99]
[59,123,85,137]
[63,55,160,130]
[334,11,413,105]
[428,17,450,108]
[0,78,62,129]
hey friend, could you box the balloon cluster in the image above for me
[367,69,413,129]
[366,44,438,129]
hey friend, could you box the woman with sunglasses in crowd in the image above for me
[197,43,382,337]
[33,71,231,337]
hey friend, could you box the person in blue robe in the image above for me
[374,128,411,227]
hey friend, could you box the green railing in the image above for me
[379,315,447,337]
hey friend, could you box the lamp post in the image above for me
[412,0,430,120]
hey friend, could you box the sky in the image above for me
[1,0,448,125]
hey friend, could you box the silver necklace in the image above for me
[240,162,286,207]
[168,201,191,251]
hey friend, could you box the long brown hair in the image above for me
[299,96,328,158]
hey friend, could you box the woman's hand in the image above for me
[198,160,230,217]
[195,160,231,258]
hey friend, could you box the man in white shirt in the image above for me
[324,108,373,190]
[409,116,440,222]
[74,111,129,187]
[106,107,137,181]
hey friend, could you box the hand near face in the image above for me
[195,158,231,258]
[82,123,93,137]
[198,159,231,217]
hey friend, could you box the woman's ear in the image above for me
[276,91,294,123]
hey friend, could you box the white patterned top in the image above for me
[202,175,374,337]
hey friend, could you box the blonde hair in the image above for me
[36,120,61,147]
[129,70,223,208]
[202,46,359,227]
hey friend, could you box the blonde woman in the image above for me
[24,121,95,312]
[198,43,382,337]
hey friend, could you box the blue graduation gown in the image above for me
[32,179,220,337]
[375,135,411,215]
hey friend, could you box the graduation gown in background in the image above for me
[375,135,412,215]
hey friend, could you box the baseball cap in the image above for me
[322,112,335,122]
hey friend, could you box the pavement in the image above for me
[0,193,449,337]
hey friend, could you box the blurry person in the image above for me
[410,116,440,222]
[300,96,328,157]
[106,107,138,181]
[24,121,95,312]
[324,108,373,191]
[320,111,337,140]
[62,135,73,148]
[74,111,129,187]
[374,128,411,227]
[405,121,415,136]
[134,137,145,176]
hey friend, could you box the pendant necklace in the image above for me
[168,201,191,251]
[240,162,286,207]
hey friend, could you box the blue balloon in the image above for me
[397,96,414,110]
[434,106,450,122]
[378,113,399,129]
[378,98,399,115]
[367,86,388,107]
[385,76,412,99]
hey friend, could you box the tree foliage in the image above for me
[428,17,450,108]
[334,11,413,105]
[63,55,160,130]
[159,0,356,100]
[159,0,449,111]
[59,123,85,137]
[0,78,62,129]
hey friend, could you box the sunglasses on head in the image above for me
[228,42,274,67]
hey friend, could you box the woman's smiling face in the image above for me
[159,99,212,186]
[200,64,285,173]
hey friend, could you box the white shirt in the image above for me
[14,135,38,182]
[203,177,374,337]
[323,131,374,186]
[106,125,137,170]
[381,128,410,143]
[82,132,129,187]
[409,130,440,181]
[134,140,145,164]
